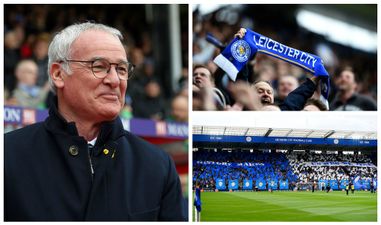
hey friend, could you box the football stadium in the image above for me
[192,117,377,221]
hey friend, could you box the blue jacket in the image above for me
[5,100,186,221]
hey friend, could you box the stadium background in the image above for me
[192,113,377,221]
[3,4,189,207]
[193,4,377,110]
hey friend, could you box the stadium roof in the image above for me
[193,113,376,133]
[193,126,377,140]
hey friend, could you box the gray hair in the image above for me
[48,22,124,94]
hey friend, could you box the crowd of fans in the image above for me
[288,152,377,185]
[193,149,377,191]
[4,5,188,123]
[193,150,297,190]
[192,5,377,111]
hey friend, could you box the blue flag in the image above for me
[354,176,362,189]
[363,180,371,189]
[329,180,339,190]
[269,179,278,190]
[214,28,330,108]
[280,180,289,190]
[229,179,239,190]
[243,179,253,190]
[256,179,266,190]
[216,178,226,190]
[340,179,349,189]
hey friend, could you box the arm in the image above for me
[228,81,261,110]
[158,155,187,221]
[280,78,318,111]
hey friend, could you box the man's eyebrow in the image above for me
[90,56,128,63]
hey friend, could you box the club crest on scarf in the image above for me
[214,28,331,109]
[231,40,251,63]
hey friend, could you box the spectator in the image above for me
[7,59,49,108]
[253,80,274,107]
[32,32,50,87]
[275,75,299,105]
[132,79,166,120]
[193,5,377,111]
[4,30,21,93]
[193,64,214,89]
[330,67,377,111]
[193,65,226,110]
[170,95,188,123]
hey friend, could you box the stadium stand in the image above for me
[193,126,377,192]
[193,150,297,191]
[194,150,377,191]
[288,151,377,190]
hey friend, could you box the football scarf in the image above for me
[214,28,330,108]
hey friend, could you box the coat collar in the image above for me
[44,97,126,146]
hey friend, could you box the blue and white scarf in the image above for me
[214,28,330,108]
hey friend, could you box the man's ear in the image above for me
[50,63,65,89]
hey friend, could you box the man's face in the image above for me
[254,81,274,106]
[145,81,160,98]
[278,76,298,99]
[336,70,356,92]
[59,30,127,122]
[193,67,212,89]
[171,96,188,122]
[16,61,38,86]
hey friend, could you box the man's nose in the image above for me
[104,66,121,87]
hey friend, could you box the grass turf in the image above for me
[193,191,377,221]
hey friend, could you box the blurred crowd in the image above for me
[4,5,188,123]
[192,5,377,111]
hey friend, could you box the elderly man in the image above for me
[253,80,274,106]
[5,22,186,221]
[330,67,377,111]
[228,77,319,111]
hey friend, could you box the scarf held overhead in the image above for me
[213,28,330,106]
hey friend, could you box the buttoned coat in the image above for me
[5,101,186,221]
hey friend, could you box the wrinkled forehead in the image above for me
[255,81,273,91]
[70,30,126,59]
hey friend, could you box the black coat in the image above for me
[280,78,317,111]
[5,102,186,221]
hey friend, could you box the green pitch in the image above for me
[194,191,377,221]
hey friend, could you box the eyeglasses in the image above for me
[62,58,135,80]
